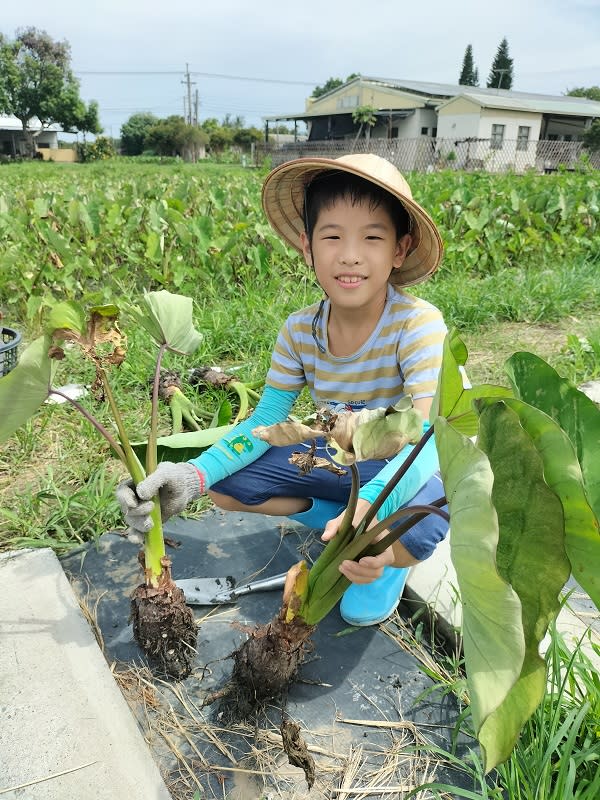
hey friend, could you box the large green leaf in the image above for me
[431,329,512,436]
[478,395,600,610]
[0,336,54,443]
[129,290,202,355]
[435,416,529,772]
[131,424,235,464]
[475,402,572,770]
[46,301,86,336]
[505,351,600,520]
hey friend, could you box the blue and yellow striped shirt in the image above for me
[267,287,447,410]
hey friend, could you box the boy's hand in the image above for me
[322,498,395,585]
[115,462,205,535]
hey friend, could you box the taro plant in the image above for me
[214,330,600,775]
[0,290,226,678]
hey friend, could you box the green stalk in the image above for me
[230,380,249,424]
[97,366,144,483]
[365,497,449,555]
[148,344,168,475]
[357,423,437,535]
[307,463,360,590]
[142,344,169,582]
[99,362,164,583]
[51,389,128,466]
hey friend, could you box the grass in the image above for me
[2,252,600,552]
[403,624,600,799]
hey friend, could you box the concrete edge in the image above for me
[0,548,172,800]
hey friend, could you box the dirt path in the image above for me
[461,314,600,385]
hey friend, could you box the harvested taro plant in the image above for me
[211,330,600,775]
[0,290,213,679]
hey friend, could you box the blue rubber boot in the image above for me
[339,566,410,626]
[287,497,345,530]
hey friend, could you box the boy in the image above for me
[117,153,448,626]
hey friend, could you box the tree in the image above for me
[120,112,158,156]
[487,37,514,89]
[144,115,208,161]
[352,105,377,148]
[232,126,262,149]
[312,73,360,98]
[458,44,479,86]
[582,119,600,152]
[0,27,101,158]
[567,86,600,102]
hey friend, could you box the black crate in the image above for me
[0,327,21,377]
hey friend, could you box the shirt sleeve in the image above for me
[266,317,307,392]
[399,306,447,400]
[189,385,299,486]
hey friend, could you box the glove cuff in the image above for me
[182,463,206,501]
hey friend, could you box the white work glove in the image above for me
[116,462,205,535]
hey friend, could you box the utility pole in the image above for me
[495,69,509,89]
[181,64,196,125]
[193,89,199,127]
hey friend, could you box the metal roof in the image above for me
[0,115,62,132]
[438,91,600,117]
[263,76,600,121]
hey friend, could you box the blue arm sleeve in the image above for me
[357,423,438,519]
[188,385,299,487]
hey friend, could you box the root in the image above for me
[130,582,197,680]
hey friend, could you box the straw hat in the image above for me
[262,153,443,287]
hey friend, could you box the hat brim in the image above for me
[262,156,443,287]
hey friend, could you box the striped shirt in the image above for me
[266,287,447,411]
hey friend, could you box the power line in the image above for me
[74,69,318,86]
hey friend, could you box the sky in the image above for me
[3,0,600,138]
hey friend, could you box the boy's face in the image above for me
[300,197,412,313]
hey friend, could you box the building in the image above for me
[0,115,60,157]
[263,76,600,172]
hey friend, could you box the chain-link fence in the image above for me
[254,137,600,174]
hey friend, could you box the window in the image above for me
[390,127,399,138]
[336,95,359,109]
[516,125,531,151]
[421,126,429,135]
[432,127,437,138]
[491,124,505,149]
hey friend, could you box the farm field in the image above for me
[1,159,599,552]
[1,159,600,799]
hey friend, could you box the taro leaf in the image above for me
[505,351,600,521]
[0,336,55,443]
[131,424,235,464]
[477,395,600,610]
[210,398,233,428]
[46,301,86,337]
[435,417,527,771]
[252,420,323,446]
[431,329,512,436]
[349,400,422,462]
[46,301,121,352]
[129,291,202,355]
[254,401,422,465]
[459,401,571,771]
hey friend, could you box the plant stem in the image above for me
[97,366,144,483]
[50,389,128,466]
[230,381,249,424]
[358,424,437,534]
[148,343,168,475]
[365,500,450,555]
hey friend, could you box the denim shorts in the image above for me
[210,439,448,561]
